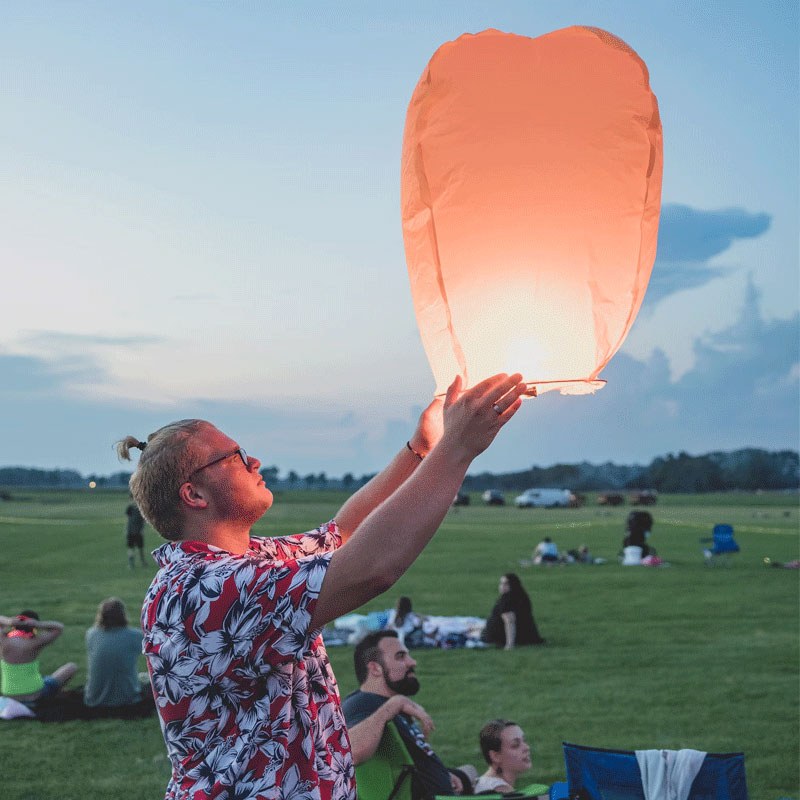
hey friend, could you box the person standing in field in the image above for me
[125,494,148,568]
[117,372,525,800]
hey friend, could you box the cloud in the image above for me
[645,205,772,305]
[0,352,108,394]
[0,354,63,392]
[21,331,163,348]
[476,275,799,469]
[657,205,772,262]
[1,279,796,476]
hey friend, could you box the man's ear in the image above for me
[366,660,384,679]
[489,749,502,769]
[179,482,209,510]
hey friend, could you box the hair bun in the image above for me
[135,441,147,451]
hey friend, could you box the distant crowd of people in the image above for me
[529,511,661,567]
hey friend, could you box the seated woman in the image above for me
[481,574,545,649]
[0,611,76,708]
[474,719,533,794]
[84,598,148,709]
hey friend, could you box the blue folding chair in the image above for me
[562,742,748,800]
[549,782,569,800]
[700,524,740,566]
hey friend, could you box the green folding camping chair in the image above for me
[354,722,549,800]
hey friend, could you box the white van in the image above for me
[514,488,574,508]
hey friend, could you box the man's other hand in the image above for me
[387,695,435,737]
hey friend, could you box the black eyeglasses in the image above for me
[189,447,249,479]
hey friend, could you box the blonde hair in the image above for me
[116,419,209,541]
[95,597,128,630]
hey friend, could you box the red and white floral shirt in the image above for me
[142,521,355,800]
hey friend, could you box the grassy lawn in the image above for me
[0,488,797,799]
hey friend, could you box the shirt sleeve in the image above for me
[249,520,342,560]
[342,692,387,727]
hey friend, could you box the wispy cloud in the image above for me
[3,278,797,475]
[645,205,772,305]
[481,275,799,467]
[20,331,164,348]
[657,205,771,262]
[0,352,108,393]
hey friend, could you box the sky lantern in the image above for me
[401,27,663,396]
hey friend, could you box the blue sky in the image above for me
[1,1,797,477]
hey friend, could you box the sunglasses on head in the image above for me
[189,447,249,479]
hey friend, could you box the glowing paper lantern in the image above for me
[401,27,662,396]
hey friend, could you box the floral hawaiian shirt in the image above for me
[142,520,355,800]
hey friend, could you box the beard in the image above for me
[384,670,420,696]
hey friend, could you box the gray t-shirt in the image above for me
[84,626,143,707]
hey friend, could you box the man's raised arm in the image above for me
[310,373,525,631]
[333,396,444,541]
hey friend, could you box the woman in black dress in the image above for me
[481,573,545,649]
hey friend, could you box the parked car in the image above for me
[514,488,574,508]
[597,492,625,506]
[482,490,505,505]
[630,489,658,505]
[452,492,470,506]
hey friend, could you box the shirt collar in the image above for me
[151,538,262,568]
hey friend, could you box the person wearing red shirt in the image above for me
[118,373,525,800]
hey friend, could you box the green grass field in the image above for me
[0,488,797,800]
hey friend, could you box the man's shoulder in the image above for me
[342,690,389,723]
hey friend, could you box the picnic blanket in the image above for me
[324,612,486,648]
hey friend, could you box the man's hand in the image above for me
[449,772,464,794]
[408,396,445,457]
[439,373,525,462]
[385,694,435,737]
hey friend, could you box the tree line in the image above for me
[0,448,797,494]
[461,448,799,493]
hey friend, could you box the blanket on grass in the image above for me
[325,612,486,648]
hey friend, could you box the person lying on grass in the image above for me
[117,372,526,800]
[0,611,76,708]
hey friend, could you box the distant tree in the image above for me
[108,471,133,488]
[359,473,377,488]
[259,466,280,485]
[303,473,316,489]
[342,473,355,489]
[287,470,299,488]
[317,472,327,489]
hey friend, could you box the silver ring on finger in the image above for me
[492,404,502,415]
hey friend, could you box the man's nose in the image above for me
[408,656,417,668]
[248,456,261,471]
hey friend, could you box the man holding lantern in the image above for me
[118,372,525,800]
